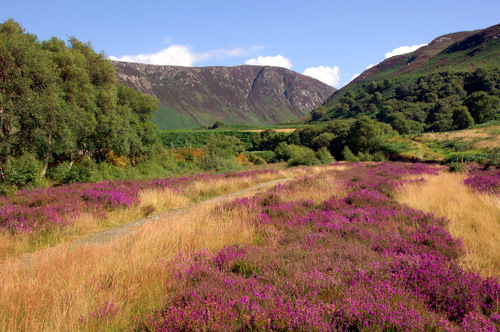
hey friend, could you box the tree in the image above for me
[310,108,326,121]
[464,91,500,124]
[388,112,410,135]
[349,116,383,154]
[312,132,335,150]
[429,102,453,132]
[452,106,474,129]
[0,19,62,177]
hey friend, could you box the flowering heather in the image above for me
[464,169,500,194]
[0,169,280,233]
[138,162,500,331]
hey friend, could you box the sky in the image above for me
[2,0,499,88]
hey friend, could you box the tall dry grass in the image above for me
[0,197,257,331]
[0,164,345,331]
[395,172,500,279]
[0,188,190,260]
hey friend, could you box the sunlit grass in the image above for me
[0,164,343,331]
[395,171,500,279]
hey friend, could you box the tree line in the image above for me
[312,69,500,133]
[0,19,158,181]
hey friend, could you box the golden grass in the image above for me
[395,172,500,279]
[0,171,289,259]
[0,196,258,331]
[415,125,500,150]
[0,164,345,331]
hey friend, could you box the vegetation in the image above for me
[0,19,159,191]
[313,69,500,133]
[3,163,500,330]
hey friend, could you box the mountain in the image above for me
[325,23,500,104]
[112,62,336,129]
[313,23,500,134]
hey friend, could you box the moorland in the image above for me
[0,18,500,331]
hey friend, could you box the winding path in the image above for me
[75,177,292,246]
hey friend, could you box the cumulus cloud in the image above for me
[385,44,427,59]
[109,45,262,66]
[245,55,293,69]
[302,65,340,87]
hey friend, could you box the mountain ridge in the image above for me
[349,23,500,88]
[113,62,336,129]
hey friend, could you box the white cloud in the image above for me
[110,45,262,66]
[349,73,360,83]
[385,44,427,59]
[302,65,340,87]
[366,64,376,70]
[245,55,293,69]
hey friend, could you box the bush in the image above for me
[3,152,46,189]
[201,135,245,172]
[246,151,277,163]
[65,157,98,183]
[316,147,335,164]
[342,146,359,162]
[287,146,319,167]
[47,161,73,183]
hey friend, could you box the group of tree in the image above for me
[253,116,394,163]
[0,19,158,184]
[313,69,500,133]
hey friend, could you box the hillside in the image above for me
[311,24,500,135]
[113,62,336,129]
[323,23,500,106]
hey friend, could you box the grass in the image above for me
[0,183,263,331]
[0,166,290,260]
[3,162,500,331]
[395,171,500,279]
[0,164,345,331]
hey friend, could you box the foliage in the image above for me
[201,135,245,172]
[0,19,158,188]
[315,147,335,164]
[244,151,277,163]
[158,129,258,150]
[314,69,500,133]
[2,152,47,190]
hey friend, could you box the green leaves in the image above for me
[0,19,159,187]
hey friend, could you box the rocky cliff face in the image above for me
[112,62,336,129]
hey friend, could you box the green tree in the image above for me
[452,106,474,129]
[464,91,500,124]
[0,19,63,177]
[312,132,335,149]
[429,102,453,132]
[388,112,410,135]
[310,108,326,121]
[349,116,383,154]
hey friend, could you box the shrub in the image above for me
[3,152,46,189]
[342,146,359,162]
[245,151,277,163]
[316,147,335,164]
[287,146,319,167]
[65,157,98,183]
[47,161,73,183]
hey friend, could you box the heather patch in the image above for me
[0,169,280,234]
[139,162,500,331]
[464,169,500,194]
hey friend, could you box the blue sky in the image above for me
[2,0,499,88]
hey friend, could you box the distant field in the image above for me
[241,128,296,133]
[381,121,500,164]
[415,124,500,151]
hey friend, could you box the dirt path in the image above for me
[75,177,292,246]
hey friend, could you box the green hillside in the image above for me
[310,24,500,135]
